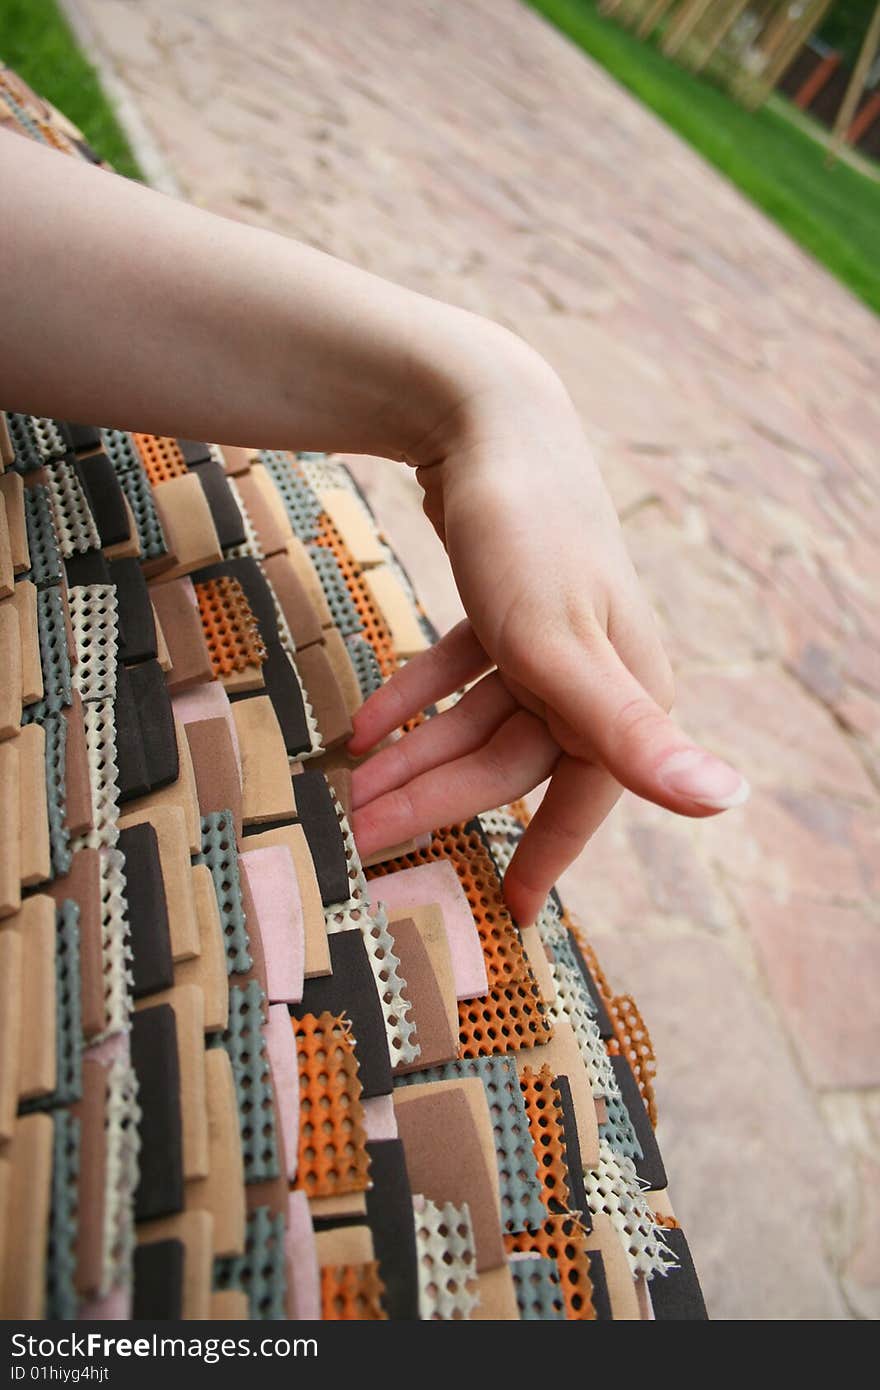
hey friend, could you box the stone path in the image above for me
[69,0,880,1318]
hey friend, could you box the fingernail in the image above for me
[657,749,750,810]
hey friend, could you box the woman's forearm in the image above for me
[0,128,520,459]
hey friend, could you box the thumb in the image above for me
[536,633,749,817]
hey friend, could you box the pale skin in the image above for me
[0,129,748,925]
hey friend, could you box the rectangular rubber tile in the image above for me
[114,662,150,802]
[185,715,243,839]
[218,444,254,476]
[74,450,129,546]
[15,895,57,1101]
[362,1094,397,1142]
[323,626,362,718]
[551,1073,590,1227]
[12,579,43,706]
[320,486,385,569]
[521,924,557,1009]
[513,1021,600,1169]
[110,557,157,664]
[191,556,278,637]
[133,1240,184,1320]
[309,1190,367,1223]
[584,1212,640,1320]
[314,1224,375,1269]
[0,414,12,467]
[0,501,13,598]
[0,601,22,738]
[0,472,29,571]
[72,1060,107,1297]
[17,722,51,886]
[326,766,353,825]
[266,1003,301,1184]
[219,659,264,696]
[368,860,488,1001]
[176,863,229,1032]
[0,1114,53,1318]
[645,1225,708,1320]
[240,844,304,1005]
[102,492,142,562]
[285,1190,321,1321]
[609,1053,667,1191]
[62,691,92,836]
[242,823,330,979]
[128,659,179,791]
[585,1250,613,1321]
[233,464,293,556]
[184,1046,246,1258]
[262,551,323,650]
[234,862,269,1002]
[363,565,428,659]
[119,821,174,999]
[58,422,101,453]
[363,1139,419,1319]
[393,1085,505,1273]
[472,1264,520,1321]
[46,847,104,1037]
[131,1003,185,1221]
[291,930,392,1099]
[177,439,212,467]
[211,1288,249,1318]
[294,642,352,750]
[0,740,21,916]
[188,459,246,550]
[291,768,350,906]
[248,642,312,756]
[150,473,222,580]
[119,804,199,961]
[122,716,201,856]
[64,550,111,588]
[135,1209,212,1320]
[149,577,213,693]
[232,695,296,826]
[153,604,171,670]
[0,929,23,1141]
[388,903,458,1038]
[284,537,333,627]
[388,917,459,1074]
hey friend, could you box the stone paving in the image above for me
[70,0,880,1318]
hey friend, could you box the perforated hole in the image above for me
[45,459,101,557]
[320,1262,387,1320]
[292,1011,370,1199]
[221,982,279,1184]
[69,583,119,703]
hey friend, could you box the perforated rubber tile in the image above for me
[293,1011,371,1200]
[608,1053,666,1192]
[130,1003,184,1221]
[511,1254,565,1320]
[213,1206,287,1321]
[505,1215,596,1320]
[552,1074,590,1227]
[290,930,392,1100]
[262,551,323,650]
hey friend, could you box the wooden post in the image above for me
[662,0,716,57]
[742,0,834,111]
[692,0,752,73]
[829,2,880,155]
[636,0,679,40]
[848,87,880,144]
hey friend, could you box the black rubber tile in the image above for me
[131,1004,184,1221]
[610,1053,667,1192]
[188,460,246,550]
[120,820,174,999]
[364,1140,419,1320]
[648,1227,708,1320]
[64,551,111,588]
[58,422,101,454]
[177,438,212,468]
[290,931,392,1099]
[75,450,130,546]
[292,769,350,907]
[235,641,311,757]
[133,1240,184,1320]
[586,1251,613,1321]
[110,557,157,664]
[128,659,179,792]
[552,1074,590,1229]
[115,663,150,803]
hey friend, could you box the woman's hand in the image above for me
[349,332,749,925]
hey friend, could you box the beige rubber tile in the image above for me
[262,550,324,650]
[284,538,333,627]
[232,695,295,825]
[585,1213,641,1321]
[0,740,21,917]
[150,578,213,694]
[123,716,201,855]
[11,580,42,707]
[363,565,427,659]
[315,1224,374,1269]
[472,1263,520,1320]
[15,895,57,1103]
[0,1113,53,1318]
[320,487,385,568]
[135,1209,213,1320]
[185,715,243,839]
[323,626,362,717]
[0,473,29,572]
[520,924,557,1010]
[150,473,222,580]
[176,863,230,1034]
[0,601,22,739]
[119,804,200,960]
[295,642,352,750]
[0,502,12,599]
[185,1047,246,1258]
[17,723,51,886]
[0,928,22,1141]
[233,464,293,557]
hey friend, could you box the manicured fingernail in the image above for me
[657,749,750,810]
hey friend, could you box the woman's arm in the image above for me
[0,129,748,924]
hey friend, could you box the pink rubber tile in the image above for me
[77,1286,130,1320]
[240,846,304,1004]
[171,680,241,776]
[84,1033,130,1066]
[266,1003,300,1183]
[368,860,488,1000]
[362,1093,398,1141]
[285,1190,321,1321]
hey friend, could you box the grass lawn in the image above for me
[526,0,880,314]
[0,0,142,178]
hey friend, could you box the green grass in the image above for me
[526,0,880,314]
[0,0,142,178]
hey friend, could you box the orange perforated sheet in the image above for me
[132,433,188,486]
[195,576,268,677]
[311,511,398,678]
[320,1262,387,1320]
[505,1215,595,1320]
[520,1065,571,1216]
[367,823,552,1057]
[605,994,657,1130]
[292,1011,371,1199]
